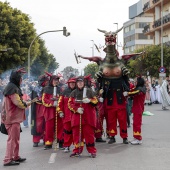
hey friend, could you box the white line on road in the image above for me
[48,153,57,163]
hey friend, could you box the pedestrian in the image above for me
[160,76,170,110]
[68,76,98,158]
[22,88,30,128]
[123,76,146,145]
[145,80,152,105]
[57,77,76,153]
[42,72,63,150]
[31,75,49,147]
[1,68,31,166]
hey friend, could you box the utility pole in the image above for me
[113,23,118,51]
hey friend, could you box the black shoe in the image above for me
[4,161,20,166]
[44,145,52,150]
[15,157,26,162]
[90,153,96,158]
[123,138,129,144]
[70,153,80,157]
[33,142,38,147]
[95,138,106,142]
[59,142,64,150]
[108,136,116,144]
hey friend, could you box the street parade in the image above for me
[0,0,170,169]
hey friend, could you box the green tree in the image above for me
[84,63,99,78]
[0,2,39,73]
[126,45,170,78]
[62,66,79,80]
[47,54,59,74]
[30,39,59,78]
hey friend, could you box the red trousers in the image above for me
[95,103,109,138]
[106,108,128,138]
[44,116,64,145]
[33,112,45,143]
[133,109,142,140]
[72,124,96,154]
[63,121,73,147]
[44,118,55,145]
[95,112,109,138]
[4,123,20,164]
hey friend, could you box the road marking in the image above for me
[48,153,57,163]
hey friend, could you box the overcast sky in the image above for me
[3,0,139,72]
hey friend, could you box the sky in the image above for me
[2,0,139,73]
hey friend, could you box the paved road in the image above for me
[0,104,170,170]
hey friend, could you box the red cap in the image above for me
[67,77,76,83]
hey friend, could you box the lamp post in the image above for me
[90,40,94,56]
[28,27,70,78]
[159,0,165,84]
[161,0,163,68]
[113,23,118,51]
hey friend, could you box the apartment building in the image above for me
[143,0,170,46]
[123,0,153,54]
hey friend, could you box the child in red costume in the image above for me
[68,76,98,158]
[57,77,76,153]
[123,76,146,145]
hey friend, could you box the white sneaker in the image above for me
[64,147,70,153]
[130,138,142,145]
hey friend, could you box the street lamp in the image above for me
[90,40,94,56]
[161,0,163,68]
[113,23,118,51]
[28,27,70,78]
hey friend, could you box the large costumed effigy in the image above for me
[74,26,145,143]
[75,26,144,91]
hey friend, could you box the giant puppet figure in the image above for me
[76,26,144,144]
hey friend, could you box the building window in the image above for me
[139,22,147,28]
[130,46,135,52]
[163,35,169,43]
[125,26,129,33]
[124,47,129,53]
[138,33,148,39]
[130,24,135,31]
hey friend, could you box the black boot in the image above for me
[123,138,129,144]
[44,145,52,150]
[95,138,106,142]
[59,141,64,150]
[108,136,116,144]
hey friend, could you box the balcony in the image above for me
[143,13,170,35]
[143,25,150,34]
[153,13,170,28]
[152,0,160,4]
[143,1,150,11]
[144,0,169,13]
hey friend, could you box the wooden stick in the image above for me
[54,111,58,151]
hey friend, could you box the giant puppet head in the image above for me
[96,26,129,79]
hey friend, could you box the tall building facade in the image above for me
[143,0,170,46]
[123,0,153,54]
